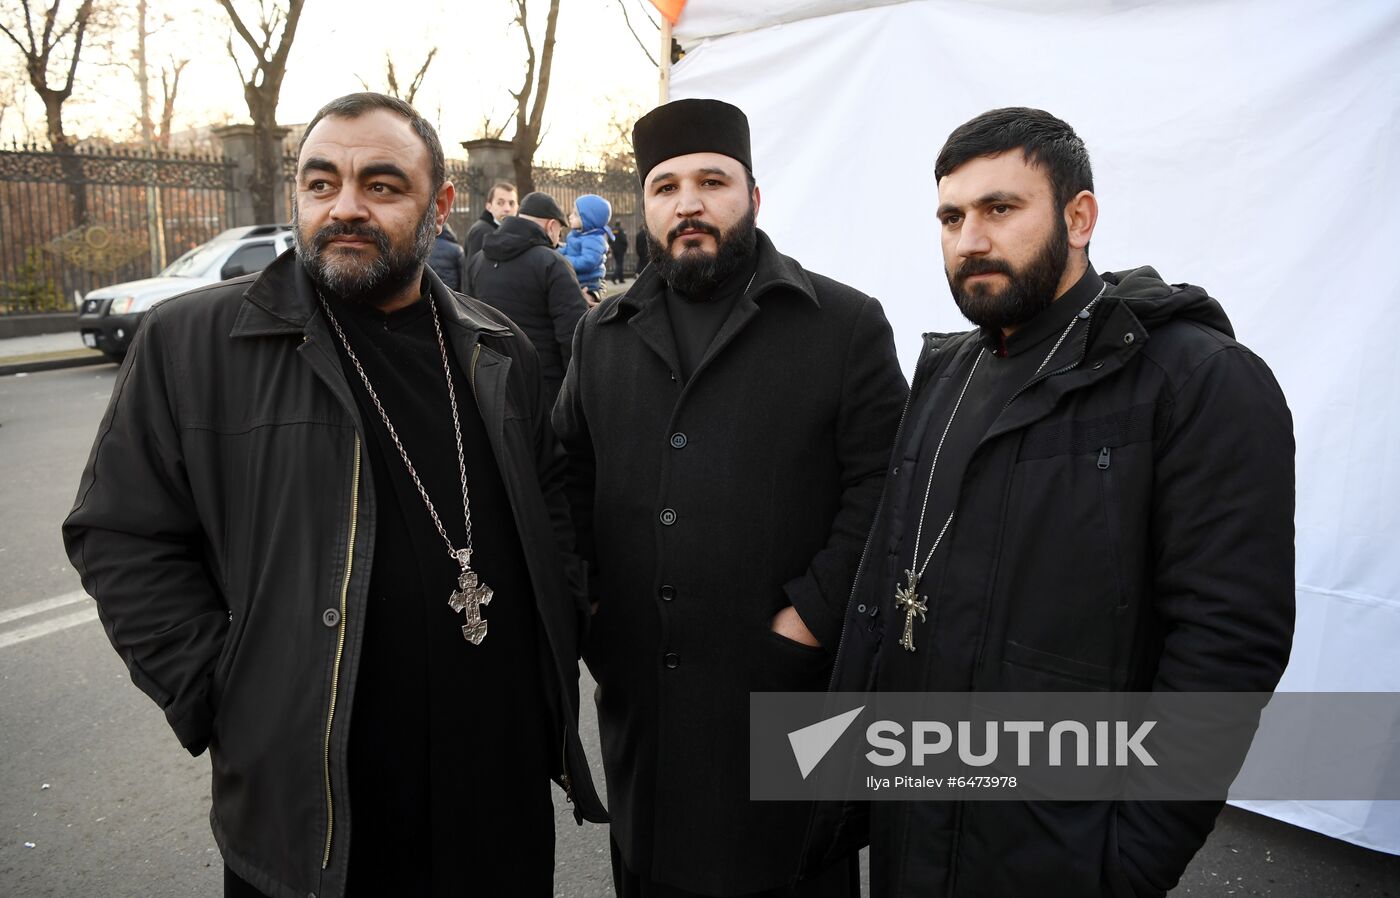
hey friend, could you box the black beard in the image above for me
[294,200,438,307]
[646,205,758,300]
[948,215,1069,331]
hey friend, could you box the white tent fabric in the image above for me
[669,0,1400,853]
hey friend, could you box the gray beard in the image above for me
[294,200,438,307]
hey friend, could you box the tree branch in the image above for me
[406,46,436,105]
[216,0,264,63]
[60,0,95,96]
[615,0,657,67]
[525,0,559,141]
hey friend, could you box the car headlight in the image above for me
[109,296,136,314]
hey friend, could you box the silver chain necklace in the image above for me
[318,293,494,645]
[895,287,1105,652]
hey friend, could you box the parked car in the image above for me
[77,224,293,361]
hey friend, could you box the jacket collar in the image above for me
[596,228,818,325]
[230,249,512,339]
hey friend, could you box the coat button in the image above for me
[659,508,677,526]
[1123,332,1136,344]
[659,585,676,601]
[663,652,680,669]
[322,608,341,627]
[670,432,687,449]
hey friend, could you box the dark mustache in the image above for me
[667,219,722,245]
[954,257,1013,283]
[314,221,390,252]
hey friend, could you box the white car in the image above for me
[77,224,293,361]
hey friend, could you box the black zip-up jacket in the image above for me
[62,251,607,898]
[464,209,497,259]
[805,266,1295,897]
[466,215,586,402]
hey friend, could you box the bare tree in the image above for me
[357,48,438,106]
[505,0,561,195]
[216,0,306,223]
[1,0,99,223]
[128,0,188,151]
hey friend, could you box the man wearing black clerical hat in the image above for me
[554,98,907,897]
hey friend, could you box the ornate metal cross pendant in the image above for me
[894,568,927,652]
[447,549,493,645]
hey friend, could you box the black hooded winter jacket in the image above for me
[466,215,587,402]
[805,266,1295,898]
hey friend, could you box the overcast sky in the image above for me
[1,0,662,164]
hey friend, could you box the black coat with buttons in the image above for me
[62,251,606,898]
[553,230,907,894]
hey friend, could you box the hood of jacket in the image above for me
[439,222,459,243]
[575,194,612,232]
[1102,265,1234,338]
[482,215,555,262]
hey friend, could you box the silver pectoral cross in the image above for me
[447,549,493,645]
[895,569,927,652]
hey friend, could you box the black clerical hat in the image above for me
[632,98,752,185]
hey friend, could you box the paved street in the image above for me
[1,364,1396,896]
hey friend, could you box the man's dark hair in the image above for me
[300,92,446,193]
[486,180,517,203]
[935,107,1093,212]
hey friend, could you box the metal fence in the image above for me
[0,144,236,314]
[1,143,642,315]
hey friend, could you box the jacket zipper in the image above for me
[322,437,361,869]
[827,343,938,687]
[561,727,574,804]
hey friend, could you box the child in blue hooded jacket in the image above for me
[561,194,612,301]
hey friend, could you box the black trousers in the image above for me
[610,838,859,898]
[613,255,627,282]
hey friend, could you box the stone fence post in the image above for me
[214,123,292,227]
[462,138,515,217]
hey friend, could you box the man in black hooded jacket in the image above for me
[466,191,587,403]
[808,107,1295,897]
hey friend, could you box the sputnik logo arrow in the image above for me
[787,706,865,779]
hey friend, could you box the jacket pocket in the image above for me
[1003,640,1113,691]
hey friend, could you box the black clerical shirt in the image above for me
[325,292,553,896]
[878,267,1105,692]
[663,254,760,382]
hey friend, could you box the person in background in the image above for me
[465,180,518,258]
[609,221,629,283]
[466,191,587,404]
[426,220,465,290]
[560,193,612,306]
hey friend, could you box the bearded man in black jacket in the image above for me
[811,107,1295,897]
[63,92,604,898]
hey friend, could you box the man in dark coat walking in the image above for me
[466,191,587,404]
[554,98,907,897]
[809,107,1295,897]
[63,93,605,898]
[464,179,517,258]
[609,222,629,282]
